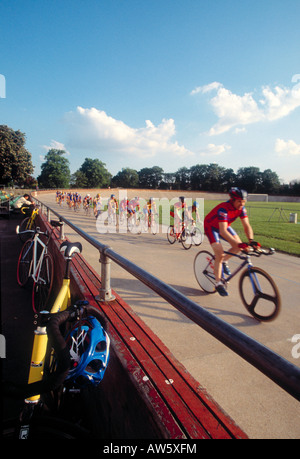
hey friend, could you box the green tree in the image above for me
[37,149,70,188]
[0,125,34,186]
[174,167,191,190]
[79,158,111,188]
[138,166,164,189]
[112,167,139,188]
[70,170,88,188]
[260,169,281,194]
[236,166,262,193]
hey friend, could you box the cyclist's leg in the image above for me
[223,228,242,262]
[211,242,224,284]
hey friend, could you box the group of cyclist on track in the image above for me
[55,187,261,297]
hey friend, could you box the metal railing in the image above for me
[35,197,300,402]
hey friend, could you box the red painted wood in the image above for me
[41,214,247,439]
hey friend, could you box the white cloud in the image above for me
[191,81,300,135]
[41,140,70,155]
[64,106,193,159]
[198,143,231,156]
[275,138,300,157]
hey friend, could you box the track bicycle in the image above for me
[4,234,110,439]
[83,201,92,216]
[18,206,39,243]
[194,245,281,322]
[141,212,159,235]
[127,211,143,234]
[167,221,203,250]
[16,223,56,313]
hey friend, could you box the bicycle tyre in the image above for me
[151,219,158,235]
[32,253,54,313]
[181,229,192,250]
[19,217,35,243]
[191,227,204,247]
[194,250,216,293]
[17,240,33,287]
[239,267,281,322]
[167,226,176,244]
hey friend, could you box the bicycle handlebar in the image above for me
[16,225,49,237]
[238,245,275,258]
[3,303,107,400]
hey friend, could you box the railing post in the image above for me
[47,208,51,222]
[96,248,116,302]
[59,219,65,240]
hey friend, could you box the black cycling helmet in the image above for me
[229,187,248,200]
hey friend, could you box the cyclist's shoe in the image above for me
[216,283,228,297]
[222,262,231,276]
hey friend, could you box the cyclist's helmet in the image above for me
[229,187,248,200]
[65,316,110,388]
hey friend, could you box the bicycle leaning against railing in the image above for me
[4,225,110,439]
[18,206,39,243]
[16,222,57,313]
[194,244,281,322]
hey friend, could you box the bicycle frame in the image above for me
[221,251,251,283]
[21,207,39,230]
[32,236,47,284]
[26,277,71,403]
[204,250,264,294]
[26,240,78,403]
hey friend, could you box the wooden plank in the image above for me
[71,252,247,439]
[42,215,247,439]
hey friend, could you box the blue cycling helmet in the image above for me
[65,316,110,388]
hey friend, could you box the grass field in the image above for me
[204,201,300,257]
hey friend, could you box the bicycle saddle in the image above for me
[60,241,82,258]
[51,219,63,227]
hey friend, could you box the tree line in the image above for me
[1,125,300,195]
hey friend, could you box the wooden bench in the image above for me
[41,214,247,439]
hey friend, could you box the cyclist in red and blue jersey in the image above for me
[204,187,255,296]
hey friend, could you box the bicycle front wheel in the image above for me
[239,267,281,322]
[167,226,176,244]
[194,250,216,293]
[191,227,203,247]
[17,240,33,287]
[181,229,192,250]
[32,253,54,313]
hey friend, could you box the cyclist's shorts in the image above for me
[204,225,237,244]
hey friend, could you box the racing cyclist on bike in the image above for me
[204,187,259,296]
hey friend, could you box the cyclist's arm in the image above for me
[241,217,254,242]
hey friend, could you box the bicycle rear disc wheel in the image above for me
[167,226,176,244]
[239,267,281,322]
[17,240,33,287]
[194,250,216,293]
[32,253,54,313]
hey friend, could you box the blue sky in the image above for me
[1,0,300,184]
